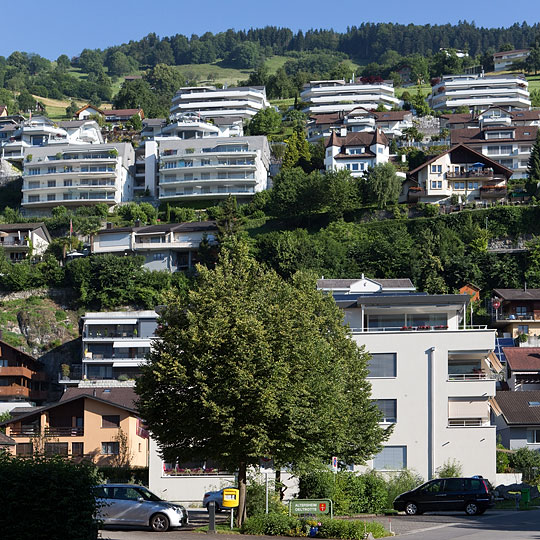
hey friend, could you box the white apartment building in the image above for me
[324,129,390,176]
[318,276,500,482]
[493,49,530,72]
[429,74,531,113]
[81,311,159,383]
[301,80,401,115]
[407,144,513,204]
[158,136,270,203]
[21,143,135,215]
[170,86,269,120]
[0,117,103,163]
[91,221,217,271]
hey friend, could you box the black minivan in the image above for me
[393,477,494,516]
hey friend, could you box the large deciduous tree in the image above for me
[136,241,387,526]
[364,162,402,208]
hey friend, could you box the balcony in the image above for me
[480,185,508,198]
[351,325,486,333]
[492,311,535,322]
[9,426,84,437]
[448,418,489,427]
[407,186,425,202]
[446,169,494,179]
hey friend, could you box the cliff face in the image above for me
[0,291,81,377]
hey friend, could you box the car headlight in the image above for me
[173,506,185,515]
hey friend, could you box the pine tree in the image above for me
[526,130,540,195]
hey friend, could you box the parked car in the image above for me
[393,477,494,516]
[94,483,188,532]
[203,487,235,512]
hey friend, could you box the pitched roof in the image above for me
[493,288,540,301]
[374,110,411,121]
[102,109,143,117]
[317,278,415,290]
[0,338,41,365]
[451,126,538,145]
[494,390,540,425]
[0,222,47,232]
[503,348,540,371]
[493,49,530,58]
[0,432,15,446]
[56,120,94,128]
[309,112,344,125]
[60,387,138,410]
[325,130,388,149]
[407,144,514,179]
[75,104,104,116]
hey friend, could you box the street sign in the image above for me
[259,457,274,473]
[289,499,333,517]
[331,456,338,472]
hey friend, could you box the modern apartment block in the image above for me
[21,142,135,215]
[0,223,51,261]
[300,80,401,115]
[318,276,500,481]
[406,144,513,204]
[81,311,158,383]
[493,49,530,72]
[91,221,217,271]
[324,129,390,176]
[170,86,269,120]
[0,116,103,163]
[429,74,531,113]
[157,136,270,203]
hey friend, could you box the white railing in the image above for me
[350,325,487,333]
[447,372,496,381]
[448,418,490,427]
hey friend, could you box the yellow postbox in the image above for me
[222,488,240,508]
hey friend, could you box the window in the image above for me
[421,479,444,493]
[28,195,40,203]
[28,168,40,175]
[454,181,465,190]
[102,442,120,455]
[45,443,68,456]
[516,306,528,316]
[367,353,397,378]
[373,399,397,423]
[16,443,33,456]
[500,145,513,154]
[467,181,479,190]
[102,415,120,428]
[352,163,359,171]
[518,325,529,334]
[63,179,72,187]
[527,430,540,444]
[64,166,73,173]
[373,446,406,470]
[444,478,464,491]
[152,253,165,261]
[47,194,56,201]
[431,164,442,174]
[72,442,84,456]
[47,167,56,174]
[431,180,442,189]
[47,180,56,188]
[0,359,7,367]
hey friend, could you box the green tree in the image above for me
[129,114,143,131]
[65,100,79,118]
[17,90,36,113]
[526,130,540,195]
[247,108,282,136]
[56,54,71,71]
[364,162,402,208]
[113,79,163,118]
[136,241,387,526]
[107,51,132,77]
[282,131,310,170]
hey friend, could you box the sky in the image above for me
[2,0,540,59]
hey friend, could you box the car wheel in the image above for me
[150,512,170,532]
[465,502,479,516]
[405,502,419,515]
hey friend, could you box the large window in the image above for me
[527,430,540,444]
[373,399,397,423]
[102,442,119,455]
[45,443,68,456]
[367,353,397,378]
[16,443,33,456]
[367,314,404,330]
[373,446,406,470]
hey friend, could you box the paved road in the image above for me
[100,508,540,540]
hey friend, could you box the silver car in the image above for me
[95,483,188,532]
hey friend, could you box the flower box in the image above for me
[400,326,413,331]
[417,325,431,330]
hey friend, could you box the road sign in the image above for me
[331,456,338,472]
[289,499,333,517]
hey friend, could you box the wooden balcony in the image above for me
[447,169,494,179]
[0,366,48,381]
[480,185,507,198]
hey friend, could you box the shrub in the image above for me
[246,477,287,516]
[0,453,100,540]
[436,459,463,478]
[383,469,424,509]
[510,447,540,482]
[241,514,302,536]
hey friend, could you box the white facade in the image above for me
[158,136,270,203]
[494,49,530,72]
[0,117,103,162]
[0,223,51,261]
[320,276,499,483]
[170,86,269,120]
[81,310,159,383]
[429,74,531,112]
[324,130,390,177]
[301,80,401,115]
[91,222,217,271]
[21,143,135,214]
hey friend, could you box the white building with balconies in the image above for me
[319,276,501,482]
[157,136,270,203]
[493,49,530,72]
[21,143,135,215]
[429,74,531,113]
[301,80,401,115]
[81,310,159,383]
[170,86,269,120]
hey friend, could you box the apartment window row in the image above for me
[345,163,367,172]
[26,165,114,175]
[16,442,84,456]
[26,192,115,203]
[453,181,479,190]
[485,131,514,139]
[486,145,513,155]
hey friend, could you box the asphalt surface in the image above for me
[99,507,540,540]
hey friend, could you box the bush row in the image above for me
[241,514,389,539]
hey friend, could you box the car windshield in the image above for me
[135,487,162,502]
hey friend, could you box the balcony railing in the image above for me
[446,170,494,179]
[448,418,488,427]
[447,372,496,381]
[493,312,535,321]
[351,325,487,333]
[10,426,84,437]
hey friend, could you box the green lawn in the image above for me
[395,84,431,98]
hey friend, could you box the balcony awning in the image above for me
[113,340,149,348]
[85,318,138,325]
[449,399,489,419]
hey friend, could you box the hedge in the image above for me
[0,453,100,540]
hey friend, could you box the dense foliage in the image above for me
[0,453,100,540]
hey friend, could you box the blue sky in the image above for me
[2,0,539,59]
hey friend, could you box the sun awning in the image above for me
[113,340,149,348]
[449,399,489,419]
[85,318,138,325]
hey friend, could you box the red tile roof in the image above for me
[504,348,540,371]
[325,130,388,149]
[450,126,538,145]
